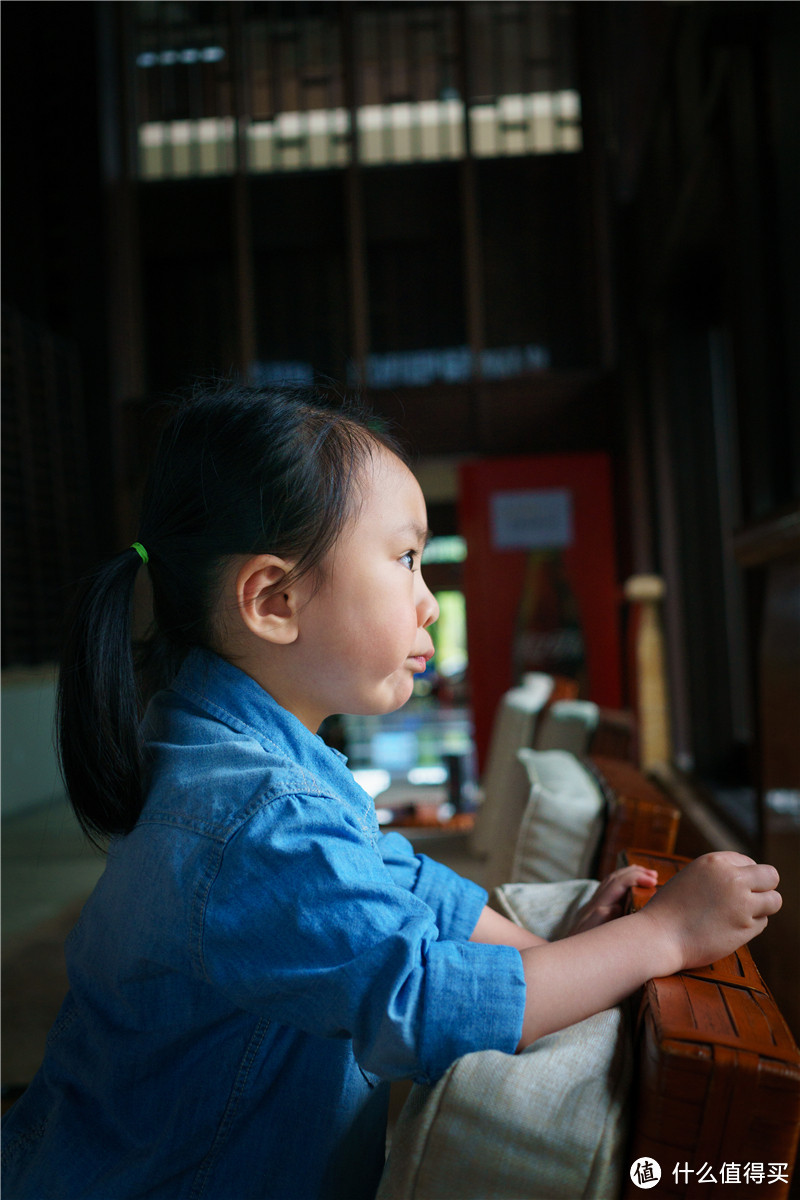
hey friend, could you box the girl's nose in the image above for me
[418,575,439,628]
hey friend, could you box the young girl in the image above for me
[2,384,781,1200]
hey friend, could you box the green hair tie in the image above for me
[130,542,149,565]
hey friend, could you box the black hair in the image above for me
[57,382,406,844]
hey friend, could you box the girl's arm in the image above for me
[470,905,547,950]
[515,851,781,1048]
[469,865,658,951]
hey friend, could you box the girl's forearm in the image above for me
[470,904,547,950]
[516,907,675,1048]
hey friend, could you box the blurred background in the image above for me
[2,0,798,1076]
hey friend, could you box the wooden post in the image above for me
[625,574,672,769]
[455,5,485,385]
[341,2,369,388]
[229,1,257,381]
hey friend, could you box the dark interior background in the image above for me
[3,0,798,1034]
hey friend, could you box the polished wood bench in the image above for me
[623,849,800,1199]
[588,755,682,879]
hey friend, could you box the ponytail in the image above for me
[57,547,146,844]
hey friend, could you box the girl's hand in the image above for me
[515,852,780,1048]
[570,865,659,935]
[639,851,782,974]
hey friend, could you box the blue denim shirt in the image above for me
[2,650,526,1200]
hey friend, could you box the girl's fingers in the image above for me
[746,863,780,893]
[598,865,658,900]
[752,887,782,917]
[623,865,658,883]
[633,868,659,886]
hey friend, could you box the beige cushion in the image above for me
[470,686,552,865]
[533,699,600,755]
[378,879,630,1200]
[511,750,605,884]
[491,877,600,940]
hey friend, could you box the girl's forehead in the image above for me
[369,444,413,482]
[347,448,428,532]
[370,447,424,499]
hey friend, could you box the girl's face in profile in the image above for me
[289,448,439,731]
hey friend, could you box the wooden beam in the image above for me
[229,1,257,380]
[341,2,369,387]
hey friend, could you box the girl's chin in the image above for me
[354,681,415,717]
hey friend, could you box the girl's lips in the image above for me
[408,650,434,673]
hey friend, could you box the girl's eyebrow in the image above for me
[397,522,432,546]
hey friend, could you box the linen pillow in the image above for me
[511,749,606,884]
[491,876,600,941]
[533,699,600,755]
[378,878,630,1200]
[470,685,553,861]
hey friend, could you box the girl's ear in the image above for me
[235,555,301,645]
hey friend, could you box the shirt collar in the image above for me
[169,647,350,774]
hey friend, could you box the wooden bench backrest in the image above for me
[623,849,800,1199]
[588,755,681,878]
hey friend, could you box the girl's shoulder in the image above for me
[139,661,365,843]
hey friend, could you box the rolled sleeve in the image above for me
[404,939,526,1084]
[379,830,488,941]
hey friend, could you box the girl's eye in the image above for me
[400,550,417,571]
